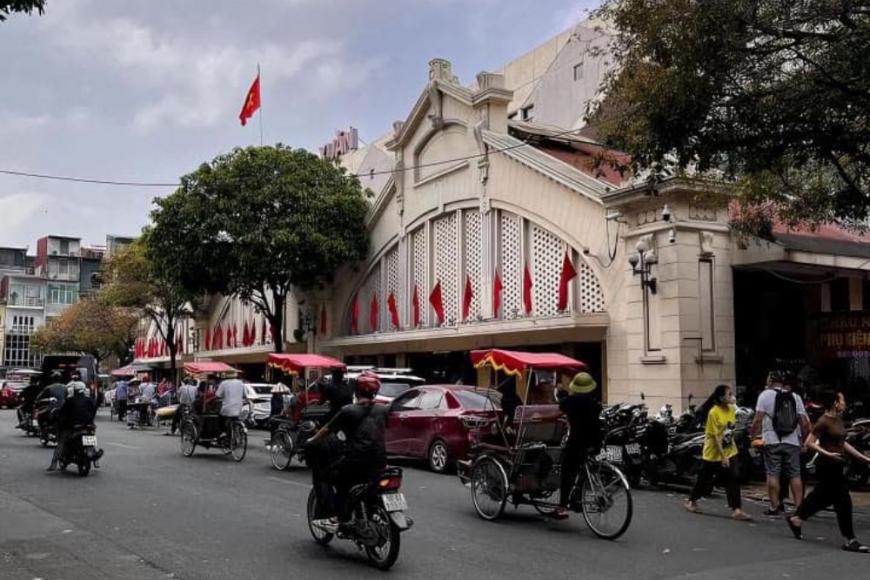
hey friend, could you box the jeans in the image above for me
[796,459,854,538]
[689,459,742,509]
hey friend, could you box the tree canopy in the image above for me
[30,298,138,367]
[592,0,870,227]
[99,236,197,381]
[150,144,370,352]
[0,1,45,21]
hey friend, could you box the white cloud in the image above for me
[38,0,381,133]
[0,193,51,241]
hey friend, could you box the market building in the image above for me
[135,19,870,408]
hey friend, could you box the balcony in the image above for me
[7,295,45,308]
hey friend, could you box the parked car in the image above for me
[245,383,275,427]
[1,382,26,408]
[345,366,426,405]
[385,385,501,473]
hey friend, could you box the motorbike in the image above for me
[15,407,40,436]
[58,424,102,477]
[306,466,412,570]
[35,398,61,447]
[600,403,648,488]
[639,416,705,486]
[845,418,870,489]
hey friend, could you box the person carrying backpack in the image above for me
[751,371,811,515]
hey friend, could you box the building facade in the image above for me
[35,235,81,319]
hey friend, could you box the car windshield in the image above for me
[453,389,501,410]
[378,382,410,398]
[250,385,272,396]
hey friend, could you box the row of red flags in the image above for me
[134,331,186,359]
[351,251,578,332]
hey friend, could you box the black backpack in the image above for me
[772,390,799,439]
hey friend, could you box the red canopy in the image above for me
[471,349,586,376]
[111,365,137,377]
[183,361,238,375]
[267,353,346,376]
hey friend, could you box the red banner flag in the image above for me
[523,264,534,314]
[412,285,421,328]
[429,280,445,324]
[351,294,360,334]
[462,275,474,320]
[369,293,379,332]
[320,305,327,335]
[226,325,232,348]
[214,324,222,350]
[239,72,260,126]
[261,317,267,345]
[204,327,211,351]
[242,321,249,347]
[493,270,503,318]
[387,292,400,329]
[558,251,578,311]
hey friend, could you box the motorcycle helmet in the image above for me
[355,371,381,399]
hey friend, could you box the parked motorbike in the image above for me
[600,403,648,487]
[306,467,412,570]
[639,416,705,486]
[58,424,102,477]
[845,418,870,489]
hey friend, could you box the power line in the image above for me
[0,126,598,189]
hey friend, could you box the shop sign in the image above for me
[818,313,870,358]
[319,127,359,160]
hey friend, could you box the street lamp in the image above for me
[629,239,658,294]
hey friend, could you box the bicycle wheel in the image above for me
[270,430,294,471]
[230,423,247,462]
[470,455,508,521]
[579,460,632,540]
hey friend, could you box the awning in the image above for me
[471,349,587,376]
[267,353,345,375]
[183,361,238,375]
[111,366,137,377]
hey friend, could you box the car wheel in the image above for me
[428,439,450,474]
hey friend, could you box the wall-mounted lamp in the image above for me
[629,237,658,294]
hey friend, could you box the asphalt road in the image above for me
[1,408,869,579]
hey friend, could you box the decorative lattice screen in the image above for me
[499,211,522,318]
[384,247,400,329]
[578,261,605,313]
[412,226,427,326]
[531,224,563,317]
[434,213,458,324]
[463,209,482,320]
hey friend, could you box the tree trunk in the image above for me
[272,293,285,353]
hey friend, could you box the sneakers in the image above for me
[842,539,869,553]
[732,510,752,521]
[764,505,784,516]
[684,500,702,514]
[786,516,803,539]
[312,518,339,534]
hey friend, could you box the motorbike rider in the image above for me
[16,376,43,430]
[320,368,352,421]
[554,371,603,520]
[307,371,388,531]
[48,381,102,472]
[214,374,248,440]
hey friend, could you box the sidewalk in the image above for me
[744,483,870,511]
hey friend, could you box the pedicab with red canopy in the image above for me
[457,349,633,539]
[265,353,346,471]
[178,361,248,462]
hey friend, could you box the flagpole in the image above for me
[257,63,264,146]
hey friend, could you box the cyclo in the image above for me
[265,353,344,471]
[457,349,633,540]
[178,361,249,462]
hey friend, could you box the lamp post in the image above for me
[628,237,658,294]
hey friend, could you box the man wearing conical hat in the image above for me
[554,372,603,520]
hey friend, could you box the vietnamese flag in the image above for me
[225,325,232,348]
[523,264,534,314]
[493,270,503,318]
[351,294,360,334]
[558,251,578,311]
[429,280,445,324]
[214,324,222,350]
[369,293,379,332]
[387,292,400,329]
[462,275,474,321]
[204,328,211,351]
[412,285,421,328]
[239,72,261,126]
[242,321,250,347]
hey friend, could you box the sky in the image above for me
[0,0,599,249]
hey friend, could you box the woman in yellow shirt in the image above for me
[685,384,752,520]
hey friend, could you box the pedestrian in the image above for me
[787,391,870,552]
[751,370,811,515]
[685,384,752,521]
[115,379,129,421]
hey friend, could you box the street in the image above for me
[1,409,868,579]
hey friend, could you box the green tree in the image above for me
[592,0,870,227]
[30,298,138,370]
[150,144,370,352]
[1,1,45,21]
[99,236,198,382]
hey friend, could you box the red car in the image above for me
[386,385,501,473]
[0,382,24,408]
